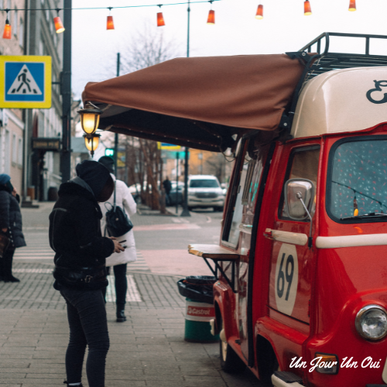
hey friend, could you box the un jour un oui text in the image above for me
[290,356,382,373]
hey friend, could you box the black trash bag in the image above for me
[177,275,216,304]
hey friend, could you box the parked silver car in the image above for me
[187,175,224,212]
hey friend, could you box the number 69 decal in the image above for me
[274,244,299,316]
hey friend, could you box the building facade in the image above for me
[24,0,64,201]
[0,0,26,194]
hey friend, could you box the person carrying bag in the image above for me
[0,174,26,282]
[98,156,137,322]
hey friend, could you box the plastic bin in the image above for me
[177,276,219,343]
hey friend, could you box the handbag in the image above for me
[104,181,133,237]
[0,233,10,259]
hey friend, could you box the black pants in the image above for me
[104,264,127,309]
[0,245,15,280]
[60,286,109,387]
[113,263,127,308]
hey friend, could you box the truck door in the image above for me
[268,145,320,324]
[221,138,270,360]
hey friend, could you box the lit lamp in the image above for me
[207,1,215,24]
[157,5,165,27]
[78,102,102,135]
[255,4,264,19]
[207,10,215,24]
[83,133,101,157]
[304,0,312,15]
[2,10,11,39]
[54,9,65,34]
[107,7,115,30]
[349,0,356,11]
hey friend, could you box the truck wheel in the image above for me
[219,320,246,373]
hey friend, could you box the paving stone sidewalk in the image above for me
[0,203,261,387]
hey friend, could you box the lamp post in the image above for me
[60,0,72,183]
[180,0,191,217]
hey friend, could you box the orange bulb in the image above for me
[349,0,356,11]
[304,0,312,15]
[106,15,114,30]
[157,12,165,27]
[255,4,263,19]
[207,10,215,24]
[54,16,65,33]
[2,22,11,39]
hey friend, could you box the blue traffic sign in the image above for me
[0,56,52,109]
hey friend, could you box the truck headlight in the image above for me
[355,305,387,341]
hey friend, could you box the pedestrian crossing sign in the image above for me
[0,55,52,108]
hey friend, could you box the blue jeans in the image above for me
[60,286,110,387]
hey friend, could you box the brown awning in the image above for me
[82,54,305,152]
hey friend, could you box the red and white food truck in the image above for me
[188,34,387,387]
[82,32,387,387]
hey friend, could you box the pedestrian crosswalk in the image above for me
[14,232,150,272]
[106,275,142,302]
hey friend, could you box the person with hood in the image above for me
[98,156,137,322]
[49,160,124,387]
[0,174,26,282]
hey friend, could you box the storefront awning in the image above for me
[82,54,305,152]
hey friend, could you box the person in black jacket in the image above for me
[49,160,124,387]
[0,174,26,282]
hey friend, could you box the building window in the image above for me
[18,18,23,47]
[13,8,17,36]
[18,137,23,166]
[4,129,10,174]
[12,134,17,164]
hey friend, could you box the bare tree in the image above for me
[120,24,181,73]
[113,24,182,211]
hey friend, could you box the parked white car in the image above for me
[187,175,224,212]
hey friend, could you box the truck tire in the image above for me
[219,319,246,373]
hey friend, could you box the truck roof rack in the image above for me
[281,32,387,137]
[298,32,387,75]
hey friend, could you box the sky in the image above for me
[71,0,387,99]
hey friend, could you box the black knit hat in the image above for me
[76,160,112,199]
[98,156,115,174]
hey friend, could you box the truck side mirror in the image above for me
[284,179,315,221]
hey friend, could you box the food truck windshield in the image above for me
[327,136,387,221]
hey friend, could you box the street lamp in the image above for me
[78,102,102,135]
[78,102,102,157]
[83,133,101,157]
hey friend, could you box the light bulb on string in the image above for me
[157,5,165,27]
[255,4,263,19]
[207,1,215,24]
[349,0,356,11]
[54,9,65,34]
[2,10,11,39]
[304,0,312,15]
[107,7,115,30]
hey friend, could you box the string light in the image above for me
[2,10,11,39]
[107,7,115,30]
[207,1,215,24]
[304,0,312,15]
[255,4,263,19]
[54,9,65,33]
[2,0,368,39]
